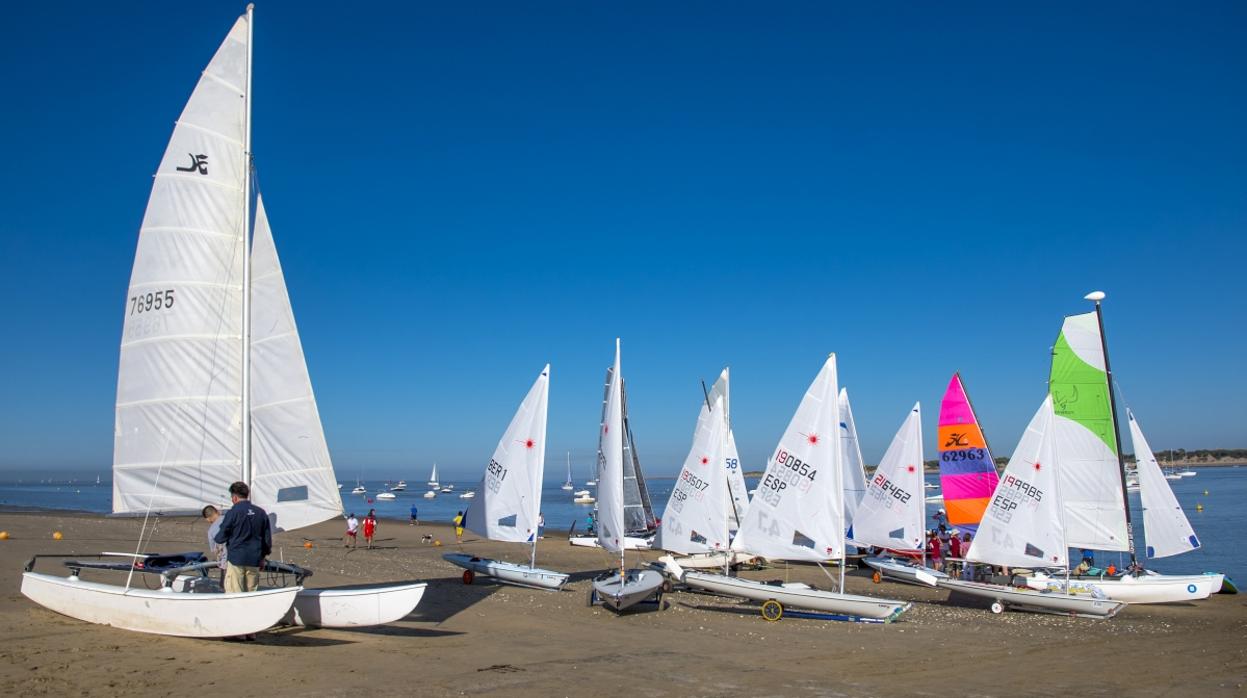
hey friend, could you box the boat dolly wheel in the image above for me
[462,569,475,585]
[761,599,784,622]
[871,571,882,584]
[990,600,1005,614]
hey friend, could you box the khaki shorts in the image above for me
[224,563,260,593]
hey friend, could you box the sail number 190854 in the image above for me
[129,289,175,315]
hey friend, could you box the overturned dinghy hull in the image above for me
[1022,571,1222,604]
[442,553,569,590]
[663,551,760,570]
[863,557,947,587]
[683,571,909,621]
[591,569,665,611]
[939,578,1124,618]
[282,582,427,628]
[21,572,300,638]
[569,535,652,550]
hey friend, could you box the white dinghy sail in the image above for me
[1130,411,1200,559]
[704,368,749,529]
[446,366,569,590]
[655,395,731,555]
[839,388,869,537]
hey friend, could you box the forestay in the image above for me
[851,403,924,551]
[731,355,845,562]
[966,396,1069,570]
[656,395,730,555]
[249,198,343,530]
[1129,411,1200,559]
[113,15,250,514]
[463,366,550,543]
[596,341,626,553]
[705,369,749,527]
[1049,312,1129,551]
[839,388,868,534]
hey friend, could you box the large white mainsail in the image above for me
[597,340,626,553]
[851,403,925,552]
[463,366,550,544]
[248,197,342,530]
[656,394,730,555]
[1129,411,1200,559]
[731,355,844,562]
[839,388,868,534]
[1049,312,1129,551]
[966,395,1069,570]
[113,14,250,514]
[705,368,749,527]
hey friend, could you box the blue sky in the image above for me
[1,1,1244,480]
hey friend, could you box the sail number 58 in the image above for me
[129,289,175,315]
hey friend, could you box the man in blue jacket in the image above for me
[214,481,271,595]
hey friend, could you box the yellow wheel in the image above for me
[872,571,882,584]
[761,599,783,622]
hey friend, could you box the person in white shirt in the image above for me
[201,505,227,581]
[344,513,359,548]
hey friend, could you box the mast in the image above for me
[1086,291,1138,570]
[240,3,255,486]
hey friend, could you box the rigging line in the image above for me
[125,430,174,591]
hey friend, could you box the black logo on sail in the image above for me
[176,153,209,174]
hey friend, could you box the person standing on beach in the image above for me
[213,482,271,598]
[453,511,464,543]
[537,512,545,540]
[363,509,378,549]
[344,513,359,548]
[202,505,227,583]
[410,505,419,526]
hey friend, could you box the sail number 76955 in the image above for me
[129,289,175,315]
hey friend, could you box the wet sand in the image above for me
[1,511,1244,697]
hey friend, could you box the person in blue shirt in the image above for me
[213,481,271,596]
[410,505,419,526]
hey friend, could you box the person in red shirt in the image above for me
[363,509,378,550]
[947,529,962,575]
[926,530,942,569]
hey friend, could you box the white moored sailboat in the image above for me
[428,463,440,488]
[859,404,947,587]
[589,340,666,611]
[1020,293,1223,603]
[444,366,569,590]
[561,452,574,491]
[20,6,424,636]
[939,396,1125,618]
[682,355,910,622]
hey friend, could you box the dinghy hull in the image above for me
[683,571,909,621]
[863,557,947,587]
[591,569,665,611]
[939,578,1124,618]
[282,582,427,627]
[1022,571,1222,603]
[442,553,569,590]
[569,535,652,550]
[21,572,299,637]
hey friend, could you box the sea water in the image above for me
[2,467,1242,580]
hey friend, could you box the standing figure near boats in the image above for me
[454,511,465,543]
[345,513,359,548]
[363,510,378,549]
[214,482,271,594]
[201,505,227,582]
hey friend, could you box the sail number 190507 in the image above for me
[129,289,175,315]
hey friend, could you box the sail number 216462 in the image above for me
[128,289,175,315]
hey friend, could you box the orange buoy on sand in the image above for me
[0,531,9,540]
[304,541,314,549]
[52,531,64,540]
[433,540,442,547]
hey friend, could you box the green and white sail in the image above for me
[1049,312,1129,551]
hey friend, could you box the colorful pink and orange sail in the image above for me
[937,373,1000,535]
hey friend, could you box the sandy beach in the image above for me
[1,510,1243,697]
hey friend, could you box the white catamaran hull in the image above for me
[442,553,569,590]
[591,568,665,611]
[863,557,947,587]
[21,572,300,638]
[282,582,427,628]
[569,535,652,550]
[1022,571,1222,604]
[939,578,1125,618]
[683,571,909,621]
[659,551,760,570]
